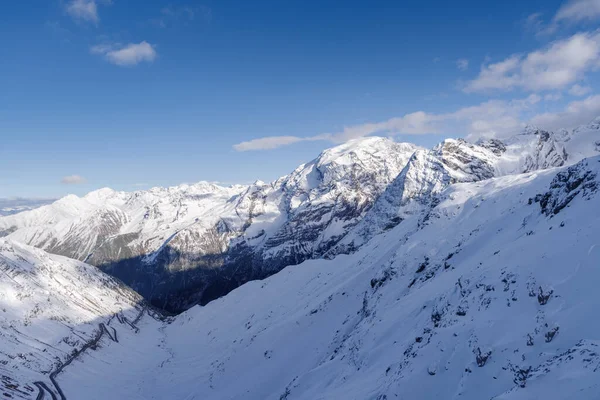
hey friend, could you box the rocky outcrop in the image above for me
[1,121,599,313]
[0,138,419,312]
[533,158,599,216]
[522,128,568,173]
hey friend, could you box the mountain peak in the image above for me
[85,187,118,202]
[521,124,543,136]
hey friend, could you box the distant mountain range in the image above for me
[0,197,56,216]
[1,118,600,399]
[1,121,598,313]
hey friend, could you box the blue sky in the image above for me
[1,0,600,198]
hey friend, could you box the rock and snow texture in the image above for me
[331,123,600,253]
[0,239,144,399]
[55,155,600,400]
[0,120,599,399]
[0,138,420,312]
[0,121,598,313]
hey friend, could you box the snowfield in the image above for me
[57,156,600,399]
[0,121,599,399]
[1,124,598,313]
[0,239,145,399]
[0,137,420,312]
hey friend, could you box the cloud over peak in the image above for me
[464,32,600,93]
[91,41,157,66]
[61,175,87,185]
[232,92,600,151]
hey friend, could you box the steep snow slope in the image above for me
[56,156,600,400]
[0,138,419,312]
[1,123,597,313]
[331,123,599,254]
[0,239,146,399]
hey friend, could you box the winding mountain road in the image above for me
[33,306,146,400]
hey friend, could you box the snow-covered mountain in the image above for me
[0,198,55,216]
[2,118,600,399]
[0,122,598,314]
[330,124,599,254]
[0,137,419,312]
[0,239,146,399]
[50,152,600,400]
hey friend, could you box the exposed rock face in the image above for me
[330,125,599,255]
[535,158,599,216]
[0,138,419,312]
[0,121,598,313]
[433,139,499,182]
[522,128,568,173]
[56,154,600,400]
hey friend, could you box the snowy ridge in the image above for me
[56,155,600,400]
[0,239,145,399]
[331,124,599,254]
[0,123,598,312]
[0,119,599,399]
[0,138,420,311]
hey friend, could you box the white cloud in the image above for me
[151,5,212,28]
[544,93,563,101]
[456,59,469,71]
[234,111,448,151]
[233,136,317,151]
[530,94,600,130]
[91,41,157,66]
[525,1,600,37]
[61,175,87,185]
[555,0,600,23]
[525,12,545,33]
[233,94,548,151]
[568,83,592,96]
[66,0,99,23]
[464,32,600,92]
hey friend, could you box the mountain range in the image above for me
[0,123,597,313]
[0,119,599,399]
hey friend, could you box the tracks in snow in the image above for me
[33,306,147,400]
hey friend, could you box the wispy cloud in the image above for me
[456,59,469,71]
[464,32,600,92]
[524,12,547,35]
[233,111,451,152]
[544,93,563,101]
[569,83,592,96]
[150,4,211,28]
[61,175,87,185]
[65,0,99,24]
[233,95,549,151]
[530,94,600,130]
[525,0,600,36]
[555,0,600,23]
[233,136,321,152]
[91,41,157,66]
